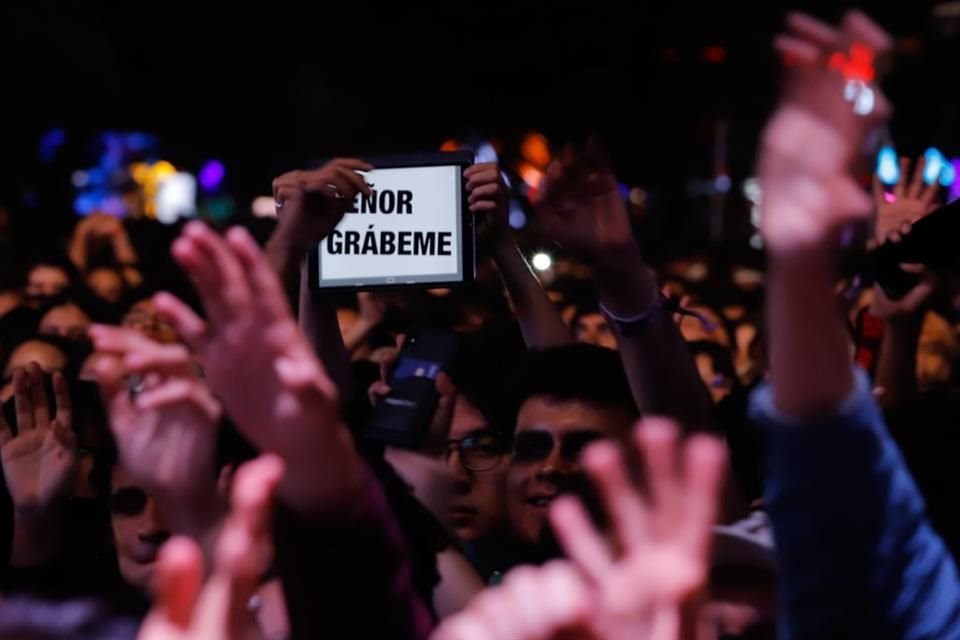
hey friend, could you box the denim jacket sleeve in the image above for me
[750,369,960,639]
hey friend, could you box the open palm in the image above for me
[550,418,727,640]
[90,325,221,496]
[0,365,77,512]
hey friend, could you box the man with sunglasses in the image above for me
[503,344,637,557]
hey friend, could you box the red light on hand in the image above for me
[828,41,875,83]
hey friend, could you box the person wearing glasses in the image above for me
[450,344,636,586]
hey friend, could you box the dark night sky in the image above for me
[0,1,955,250]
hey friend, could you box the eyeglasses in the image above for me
[446,431,509,472]
[512,429,604,465]
[110,486,149,517]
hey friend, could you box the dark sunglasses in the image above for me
[512,429,604,465]
[111,486,149,517]
[446,431,509,472]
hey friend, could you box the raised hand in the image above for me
[759,11,893,253]
[465,162,511,243]
[872,156,943,246]
[535,142,635,259]
[89,324,221,501]
[431,561,596,640]
[549,418,727,640]
[0,364,77,514]
[154,222,363,512]
[269,158,373,258]
[138,454,284,640]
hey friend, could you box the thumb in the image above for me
[91,355,135,427]
[152,537,204,630]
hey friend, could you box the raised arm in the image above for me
[465,162,572,349]
[534,144,712,429]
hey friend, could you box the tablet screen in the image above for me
[312,154,473,289]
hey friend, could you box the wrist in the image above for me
[593,245,658,316]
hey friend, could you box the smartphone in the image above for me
[364,330,459,449]
[871,198,960,299]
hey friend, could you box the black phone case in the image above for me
[871,198,960,300]
[363,331,459,449]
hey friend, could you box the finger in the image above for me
[89,323,144,355]
[26,362,51,430]
[502,567,549,636]
[463,162,496,178]
[887,231,902,244]
[920,178,943,209]
[91,356,136,430]
[872,175,885,211]
[786,12,843,51]
[124,345,194,379]
[171,235,223,323]
[465,168,500,191]
[153,292,208,352]
[217,454,284,579]
[583,439,649,549]
[773,35,820,66]
[153,536,204,630]
[893,158,910,198]
[225,226,291,322]
[133,379,218,421]
[908,156,927,199]
[50,418,76,451]
[368,381,391,406]
[899,221,912,236]
[549,495,613,584]
[541,561,594,629]
[680,434,727,553]
[331,158,374,172]
[51,371,72,431]
[320,172,359,201]
[467,182,500,205]
[331,166,371,197]
[432,614,497,640]
[899,263,927,275]
[469,201,498,213]
[635,417,684,534]
[13,369,34,432]
[841,10,893,56]
[184,222,252,317]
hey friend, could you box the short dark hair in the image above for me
[0,596,138,640]
[505,344,637,428]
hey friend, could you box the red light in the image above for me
[704,46,727,63]
[828,41,875,82]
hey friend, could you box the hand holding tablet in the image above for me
[309,151,476,290]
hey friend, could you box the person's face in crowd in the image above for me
[123,299,178,343]
[918,311,956,390]
[0,289,22,318]
[1,341,68,401]
[445,397,510,541]
[110,465,170,590]
[574,312,617,350]
[695,353,734,404]
[86,268,124,304]
[505,396,631,546]
[39,302,91,340]
[679,305,729,347]
[25,265,70,301]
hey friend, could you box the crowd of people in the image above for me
[2,9,960,639]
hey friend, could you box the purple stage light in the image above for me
[199,160,226,191]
